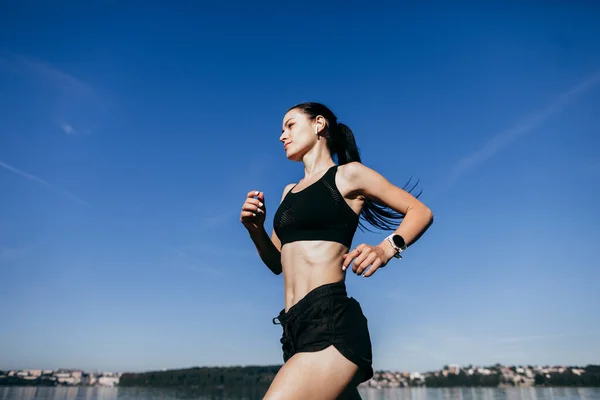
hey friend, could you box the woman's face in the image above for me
[280,108,318,161]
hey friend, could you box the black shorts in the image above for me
[272,280,374,383]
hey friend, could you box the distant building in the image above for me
[71,370,83,379]
[57,376,77,385]
[447,364,460,375]
[98,376,119,387]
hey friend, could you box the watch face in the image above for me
[392,235,406,248]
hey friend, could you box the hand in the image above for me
[240,190,266,232]
[342,243,393,278]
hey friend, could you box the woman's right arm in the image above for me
[241,184,295,275]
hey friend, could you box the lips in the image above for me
[284,142,292,150]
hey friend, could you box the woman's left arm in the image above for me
[341,162,434,277]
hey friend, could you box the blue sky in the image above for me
[1,2,599,373]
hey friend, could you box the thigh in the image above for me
[264,345,359,400]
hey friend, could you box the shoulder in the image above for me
[337,161,380,183]
[337,161,391,197]
[280,183,296,201]
[335,162,377,199]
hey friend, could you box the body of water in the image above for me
[1,386,599,400]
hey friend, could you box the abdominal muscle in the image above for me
[280,240,349,312]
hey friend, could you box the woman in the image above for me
[240,102,433,399]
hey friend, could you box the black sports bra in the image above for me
[273,165,359,248]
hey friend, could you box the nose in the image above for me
[280,131,288,142]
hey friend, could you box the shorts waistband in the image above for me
[273,280,347,326]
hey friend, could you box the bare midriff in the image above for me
[280,240,348,312]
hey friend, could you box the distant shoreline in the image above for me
[3,364,599,389]
[116,364,600,389]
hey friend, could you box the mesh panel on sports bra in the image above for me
[278,203,296,229]
[321,175,343,204]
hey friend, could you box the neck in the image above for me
[301,142,336,177]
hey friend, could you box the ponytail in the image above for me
[288,102,422,233]
[333,122,360,165]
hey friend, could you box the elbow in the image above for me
[422,206,434,227]
[405,204,433,227]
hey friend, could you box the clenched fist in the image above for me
[240,190,266,232]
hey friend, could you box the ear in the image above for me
[314,115,327,135]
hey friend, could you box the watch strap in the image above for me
[386,234,406,259]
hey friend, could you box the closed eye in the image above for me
[282,123,294,134]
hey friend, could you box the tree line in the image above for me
[534,366,600,387]
[0,376,57,387]
[4,365,599,389]
[119,364,600,389]
[119,365,280,391]
[423,365,600,388]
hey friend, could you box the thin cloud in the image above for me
[0,54,104,136]
[0,54,93,96]
[441,68,600,191]
[60,122,91,136]
[61,123,76,135]
[0,159,91,207]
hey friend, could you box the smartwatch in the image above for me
[386,234,407,259]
